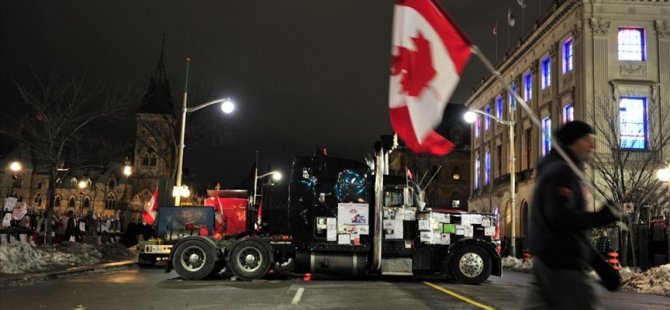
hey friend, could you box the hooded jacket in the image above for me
[528,148,616,269]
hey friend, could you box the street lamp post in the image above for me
[464,108,516,257]
[122,158,132,202]
[78,180,87,213]
[7,161,22,198]
[174,58,235,206]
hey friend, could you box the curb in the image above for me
[0,259,137,287]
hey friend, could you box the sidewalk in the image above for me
[0,259,137,288]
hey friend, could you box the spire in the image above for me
[155,34,168,83]
[137,34,175,115]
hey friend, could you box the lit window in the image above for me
[618,28,645,61]
[485,106,492,130]
[496,97,503,120]
[106,193,117,210]
[523,72,532,101]
[563,38,573,73]
[475,155,480,189]
[563,104,574,124]
[509,84,517,110]
[619,97,648,149]
[542,116,552,157]
[541,57,551,89]
[475,116,480,137]
[485,151,491,185]
[451,167,461,180]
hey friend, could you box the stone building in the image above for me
[466,0,670,253]
[0,47,177,224]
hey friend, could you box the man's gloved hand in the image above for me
[591,253,621,291]
[598,200,622,224]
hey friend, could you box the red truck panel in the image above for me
[204,197,248,236]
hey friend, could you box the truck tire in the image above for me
[449,245,492,285]
[172,239,217,280]
[138,254,157,267]
[228,239,272,280]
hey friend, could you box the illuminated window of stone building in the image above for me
[618,27,645,61]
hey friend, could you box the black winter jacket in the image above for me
[528,149,616,269]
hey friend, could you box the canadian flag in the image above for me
[142,188,159,225]
[214,194,225,234]
[389,0,471,156]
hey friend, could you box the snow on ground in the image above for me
[0,242,133,274]
[502,255,533,272]
[622,264,670,297]
[502,256,670,297]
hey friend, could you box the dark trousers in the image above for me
[521,257,601,310]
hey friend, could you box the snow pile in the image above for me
[502,256,533,272]
[0,242,46,273]
[622,264,670,296]
[0,242,133,274]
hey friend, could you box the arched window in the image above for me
[54,195,61,208]
[521,202,530,240]
[83,197,91,209]
[37,182,43,189]
[68,197,76,208]
[150,154,158,166]
[108,179,116,190]
[105,193,117,210]
[34,194,43,207]
[451,166,461,180]
[142,154,150,166]
[12,175,22,188]
[71,177,78,187]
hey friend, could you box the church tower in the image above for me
[132,36,176,204]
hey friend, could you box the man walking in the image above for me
[596,230,612,257]
[522,121,620,309]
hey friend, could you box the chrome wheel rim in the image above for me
[237,246,262,273]
[458,252,484,278]
[180,245,206,272]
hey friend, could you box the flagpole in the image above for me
[469,46,628,226]
[495,21,498,61]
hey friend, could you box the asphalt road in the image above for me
[1,267,668,310]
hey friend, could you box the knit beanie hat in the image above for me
[555,120,594,145]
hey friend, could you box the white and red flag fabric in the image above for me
[214,193,225,234]
[389,0,471,156]
[142,187,159,225]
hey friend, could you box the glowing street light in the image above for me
[657,165,670,182]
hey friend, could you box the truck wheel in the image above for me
[172,239,217,280]
[138,254,156,267]
[228,239,271,280]
[449,245,492,285]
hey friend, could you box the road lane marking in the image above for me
[291,287,304,305]
[423,281,495,310]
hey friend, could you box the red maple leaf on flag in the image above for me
[391,31,436,97]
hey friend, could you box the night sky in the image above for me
[1,0,555,189]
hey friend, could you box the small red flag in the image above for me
[142,187,159,225]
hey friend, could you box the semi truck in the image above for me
[165,146,502,284]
